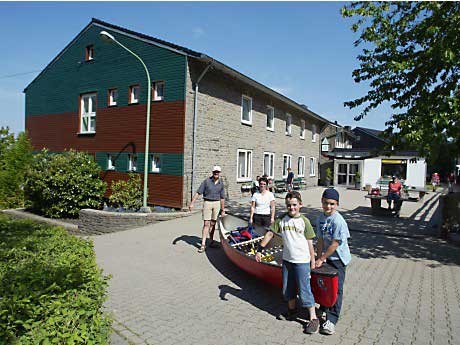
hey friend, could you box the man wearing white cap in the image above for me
[189,165,226,253]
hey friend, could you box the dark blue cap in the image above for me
[322,188,339,202]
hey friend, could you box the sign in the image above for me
[381,159,407,164]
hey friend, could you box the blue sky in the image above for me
[0,1,392,135]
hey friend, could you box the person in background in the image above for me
[189,165,226,253]
[249,176,275,227]
[431,172,440,192]
[251,175,260,196]
[387,176,402,211]
[286,167,295,192]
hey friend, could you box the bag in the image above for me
[370,188,380,196]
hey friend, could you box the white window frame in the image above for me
[129,85,140,104]
[107,154,115,170]
[283,154,292,177]
[300,120,305,139]
[153,81,165,101]
[108,88,118,106]
[335,132,345,148]
[298,156,305,177]
[266,106,274,131]
[80,93,96,134]
[285,113,292,136]
[241,95,252,125]
[237,149,252,182]
[151,154,161,173]
[85,45,94,61]
[263,152,275,179]
[309,157,316,176]
[128,154,137,172]
[312,124,317,142]
[321,137,330,152]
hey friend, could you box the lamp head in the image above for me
[99,30,115,42]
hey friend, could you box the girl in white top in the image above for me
[249,177,276,227]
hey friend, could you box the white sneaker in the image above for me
[320,320,335,335]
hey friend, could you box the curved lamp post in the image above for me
[100,31,151,212]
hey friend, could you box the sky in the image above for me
[0,1,393,135]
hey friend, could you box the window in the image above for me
[237,149,252,181]
[151,154,161,173]
[80,93,96,133]
[108,88,118,106]
[321,138,330,152]
[263,152,275,178]
[241,95,252,125]
[128,154,137,171]
[283,154,292,177]
[298,156,305,177]
[85,45,94,61]
[309,157,316,176]
[312,124,317,142]
[300,120,305,139]
[153,81,165,101]
[285,114,292,135]
[107,154,115,170]
[129,85,140,104]
[335,132,345,148]
[266,106,274,131]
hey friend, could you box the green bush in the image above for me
[24,150,107,218]
[0,214,111,344]
[108,173,142,211]
[0,127,33,209]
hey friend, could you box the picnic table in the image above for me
[364,193,417,217]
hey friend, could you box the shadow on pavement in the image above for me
[172,234,202,249]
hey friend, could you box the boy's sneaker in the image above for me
[304,318,319,334]
[320,320,335,335]
[276,309,298,321]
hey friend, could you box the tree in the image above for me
[342,2,460,159]
[0,127,33,209]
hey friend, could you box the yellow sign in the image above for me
[381,159,407,164]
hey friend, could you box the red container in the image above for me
[311,263,338,308]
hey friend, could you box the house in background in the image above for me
[24,18,329,209]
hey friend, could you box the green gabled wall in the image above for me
[25,24,187,116]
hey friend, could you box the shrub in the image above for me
[0,127,33,209]
[0,214,111,344]
[24,150,107,218]
[108,173,143,211]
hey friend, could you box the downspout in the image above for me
[191,61,213,200]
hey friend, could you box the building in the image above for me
[24,18,329,209]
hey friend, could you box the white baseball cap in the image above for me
[212,165,222,172]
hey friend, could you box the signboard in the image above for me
[381,159,407,164]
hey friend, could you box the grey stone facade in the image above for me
[183,59,325,204]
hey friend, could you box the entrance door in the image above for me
[337,163,359,186]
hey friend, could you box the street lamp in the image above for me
[100,30,152,212]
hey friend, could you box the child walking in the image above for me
[315,188,351,335]
[255,191,319,334]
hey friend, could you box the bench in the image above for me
[273,179,286,193]
[293,177,306,190]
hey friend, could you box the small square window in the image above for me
[129,85,140,104]
[85,45,94,61]
[108,89,118,106]
[107,154,115,170]
[151,154,161,173]
[153,81,165,101]
[128,154,137,171]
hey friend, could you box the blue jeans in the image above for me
[323,259,346,324]
[282,260,315,308]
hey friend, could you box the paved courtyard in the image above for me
[93,187,460,345]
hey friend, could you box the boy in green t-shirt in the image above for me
[255,191,319,334]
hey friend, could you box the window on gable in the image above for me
[285,114,292,136]
[85,45,94,61]
[321,138,330,152]
[263,152,275,178]
[151,154,161,173]
[80,93,96,134]
[107,154,115,170]
[129,85,140,104]
[298,156,305,177]
[312,124,317,142]
[153,81,165,101]
[128,154,137,171]
[266,106,274,131]
[237,149,252,181]
[241,95,252,125]
[283,154,292,177]
[335,132,345,148]
[108,88,118,106]
[300,120,305,139]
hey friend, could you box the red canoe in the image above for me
[218,214,338,308]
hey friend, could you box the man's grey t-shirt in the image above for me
[197,177,225,201]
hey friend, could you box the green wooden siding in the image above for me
[26,25,186,116]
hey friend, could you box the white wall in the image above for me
[363,158,381,187]
[406,158,426,188]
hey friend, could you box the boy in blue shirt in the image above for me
[315,188,351,335]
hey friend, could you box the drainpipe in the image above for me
[191,61,213,200]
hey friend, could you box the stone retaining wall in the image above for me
[78,209,193,235]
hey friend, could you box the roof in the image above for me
[24,18,330,124]
[353,127,388,142]
[325,147,421,159]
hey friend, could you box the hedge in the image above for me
[0,214,112,344]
